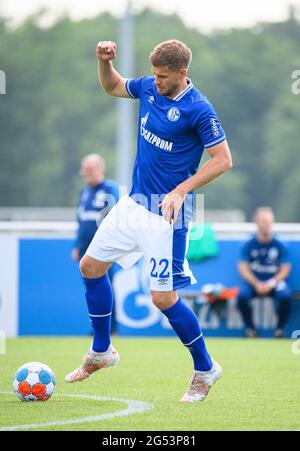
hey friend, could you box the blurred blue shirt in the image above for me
[74,179,119,257]
[240,235,290,281]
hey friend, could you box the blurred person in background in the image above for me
[237,207,292,338]
[72,153,119,334]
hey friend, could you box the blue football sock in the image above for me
[83,274,113,353]
[162,298,212,371]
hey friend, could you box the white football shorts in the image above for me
[86,196,196,291]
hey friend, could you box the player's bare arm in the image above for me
[96,41,130,98]
[161,140,232,224]
[238,261,260,289]
[271,263,291,284]
[260,263,291,294]
[238,259,276,296]
[177,139,232,193]
[237,261,289,296]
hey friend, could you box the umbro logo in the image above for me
[148,96,154,104]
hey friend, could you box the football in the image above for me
[13,362,56,401]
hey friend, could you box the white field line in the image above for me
[0,391,153,431]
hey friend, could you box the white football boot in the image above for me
[65,345,120,383]
[180,359,222,403]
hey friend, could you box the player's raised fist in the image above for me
[96,41,117,61]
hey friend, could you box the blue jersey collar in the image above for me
[172,79,193,102]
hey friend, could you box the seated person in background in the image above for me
[237,207,292,338]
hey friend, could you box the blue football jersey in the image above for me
[240,235,290,281]
[74,179,119,255]
[125,76,226,215]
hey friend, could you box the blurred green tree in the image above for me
[0,9,299,220]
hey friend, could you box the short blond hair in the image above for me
[81,153,106,171]
[252,206,275,221]
[149,40,192,72]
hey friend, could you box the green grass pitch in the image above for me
[0,337,299,431]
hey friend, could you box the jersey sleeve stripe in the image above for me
[125,79,136,98]
[173,82,193,102]
[204,136,226,149]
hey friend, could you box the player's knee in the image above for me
[277,294,291,305]
[151,291,178,311]
[238,294,250,304]
[238,289,252,304]
[276,287,292,302]
[79,256,107,278]
[79,257,95,277]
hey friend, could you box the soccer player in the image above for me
[65,40,233,403]
[237,207,292,338]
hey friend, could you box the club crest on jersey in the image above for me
[167,107,180,122]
